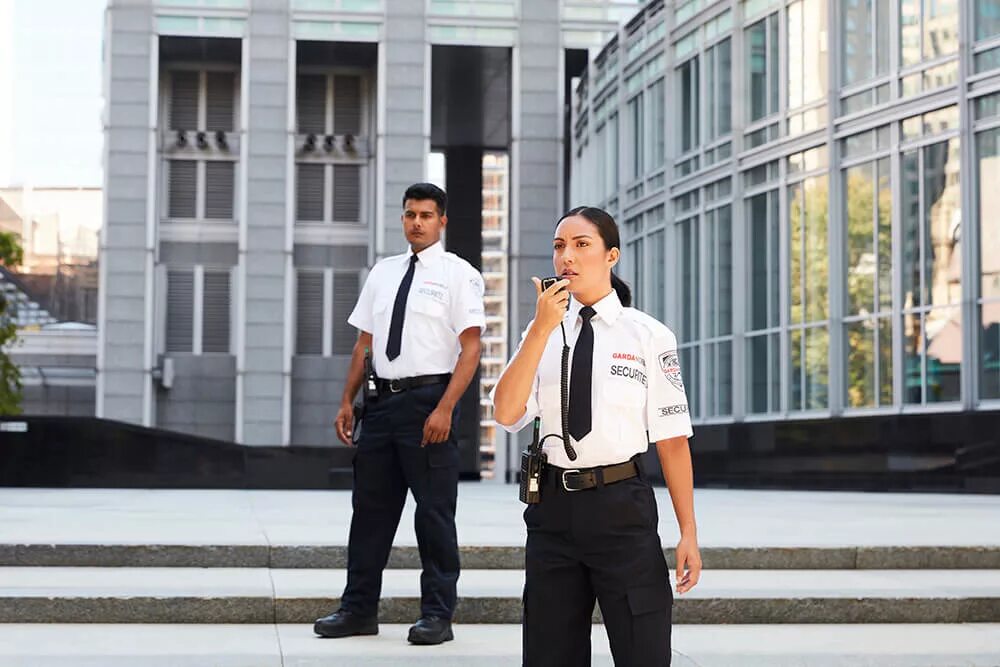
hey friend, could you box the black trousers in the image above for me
[340,383,460,620]
[523,461,672,667]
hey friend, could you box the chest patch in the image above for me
[609,364,647,386]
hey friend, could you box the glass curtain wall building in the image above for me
[571,0,1000,442]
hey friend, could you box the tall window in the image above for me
[787,0,828,110]
[746,187,781,414]
[746,13,780,123]
[978,0,1000,41]
[976,95,1000,399]
[678,57,699,154]
[677,205,700,418]
[900,0,958,68]
[606,113,619,199]
[842,0,890,85]
[901,123,962,404]
[705,38,732,141]
[647,79,666,171]
[787,148,829,411]
[844,157,893,408]
[627,93,644,181]
[705,202,733,417]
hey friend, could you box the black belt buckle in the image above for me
[561,469,585,492]
[388,379,403,393]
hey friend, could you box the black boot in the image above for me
[407,616,454,645]
[314,609,378,638]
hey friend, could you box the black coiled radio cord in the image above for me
[540,320,578,462]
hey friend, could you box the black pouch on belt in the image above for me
[519,418,546,504]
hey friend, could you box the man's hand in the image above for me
[422,405,453,446]
[334,401,356,446]
[674,534,702,594]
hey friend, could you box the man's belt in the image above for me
[547,459,639,492]
[376,373,451,394]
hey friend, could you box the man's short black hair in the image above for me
[403,182,447,216]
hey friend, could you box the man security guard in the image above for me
[314,183,485,645]
[492,206,701,666]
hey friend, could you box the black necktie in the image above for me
[385,254,418,361]
[568,306,596,441]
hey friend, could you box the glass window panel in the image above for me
[650,229,666,322]
[977,0,1000,40]
[842,0,874,86]
[923,0,958,60]
[926,306,961,402]
[843,130,875,158]
[924,138,961,308]
[679,58,700,153]
[788,0,804,109]
[845,163,876,315]
[681,346,701,417]
[901,72,922,98]
[980,302,1000,400]
[791,327,803,407]
[900,0,922,67]
[716,206,733,336]
[747,19,769,121]
[976,92,1000,121]
[607,114,619,198]
[978,128,1000,301]
[769,15,780,116]
[680,218,700,340]
[976,45,1000,73]
[748,334,770,413]
[846,318,877,407]
[804,176,829,322]
[628,94,644,180]
[788,0,828,108]
[877,158,893,311]
[879,315,893,404]
[876,0,891,73]
[789,182,805,324]
[719,341,733,414]
[648,80,666,171]
[747,190,779,331]
[901,150,921,309]
[804,326,829,408]
[903,311,924,404]
[842,89,874,116]
[923,61,958,91]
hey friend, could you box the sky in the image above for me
[0,0,106,188]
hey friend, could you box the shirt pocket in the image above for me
[600,380,647,446]
[537,382,562,437]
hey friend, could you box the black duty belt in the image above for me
[376,373,451,394]
[547,459,639,492]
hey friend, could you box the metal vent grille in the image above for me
[201,270,231,354]
[204,161,235,219]
[296,271,324,355]
[166,269,194,353]
[206,71,235,132]
[297,74,327,134]
[332,271,360,355]
[168,160,197,219]
[333,165,360,222]
[333,75,362,135]
[169,71,199,131]
[297,164,325,222]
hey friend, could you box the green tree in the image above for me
[0,230,24,415]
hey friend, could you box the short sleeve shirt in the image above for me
[348,241,485,379]
[490,290,693,468]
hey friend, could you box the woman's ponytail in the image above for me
[610,272,632,308]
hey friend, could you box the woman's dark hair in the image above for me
[557,206,632,307]
[403,182,447,215]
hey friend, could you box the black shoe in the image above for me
[313,609,378,638]
[407,616,454,645]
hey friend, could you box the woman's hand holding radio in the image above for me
[530,277,570,336]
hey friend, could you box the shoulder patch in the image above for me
[658,351,684,392]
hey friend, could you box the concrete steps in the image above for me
[3,566,1000,624]
[4,543,1000,569]
[1,624,1000,666]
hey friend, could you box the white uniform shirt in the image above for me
[348,241,486,380]
[491,290,693,468]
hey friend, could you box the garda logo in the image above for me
[612,352,646,366]
[658,351,684,392]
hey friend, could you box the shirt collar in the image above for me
[567,288,623,326]
[409,240,444,267]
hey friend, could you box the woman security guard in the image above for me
[492,206,701,666]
